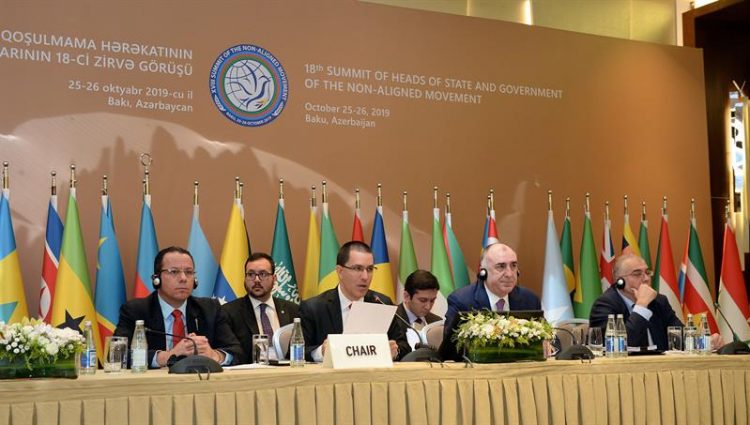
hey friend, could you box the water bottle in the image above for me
[605,314,617,357]
[289,318,305,367]
[131,320,148,373]
[698,314,712,355]
[684,314,697,354]
[615,314,627,357]
[79,320,97,375]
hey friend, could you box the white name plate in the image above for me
[322,333,393,369]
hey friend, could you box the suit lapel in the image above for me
[149,292,166,332]
[275,298,290,326]
[324,289,343,334]
[185,297,198,334]
[474,284,491,310]
[241,297,260,335]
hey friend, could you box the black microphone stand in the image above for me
[713,303,750,355]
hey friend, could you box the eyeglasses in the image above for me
[341,264,377,274]
[161,268,196,278]
[622,269,653,279]
[245,271,273,280]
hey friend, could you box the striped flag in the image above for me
[300,190,320,301]
[133,193,159,298]
[638,207,652,270]
[622,204,642,257]
[370,204,395,299]
[443,205,470,290]
[481,193,500,249]
[574,200,601,319]
[187,199,218,298]
[560,200,576,295]
[599,210,615,292]
[51,185,100,354]
[542,206,574,324]
[717,220,750,343]
[397,200,418,304]
[214,197,250,303]
[431,204,454,317]
[317,183,340,294]
[271,195,299,303]
[0,189,28,324]
[39,183,63,323]
[352,191,365,242]
[94,193,126,362]
[653,212,682,320]
[677,229,689,303]
[683,216,718,333]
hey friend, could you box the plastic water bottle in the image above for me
[605,314,617,357]
[79,320,97,375]
[131,320,148,373]
[615,314,627,357]
[698,314,712,355]
[684,314,697,354]
[289,318,305,368]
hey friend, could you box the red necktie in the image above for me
[172,310,185,345]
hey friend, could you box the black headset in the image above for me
[151,273,198,290]
[477,268,520,282]
[615,277,626,289]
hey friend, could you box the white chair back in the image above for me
[273,323,295,359]
[420,320,445,349]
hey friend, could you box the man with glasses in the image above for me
[590,253,721,351]
[114,246,241,368]
[222,252,300,364]
[298,241,411,362]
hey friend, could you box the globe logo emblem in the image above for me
[209,44,288,127]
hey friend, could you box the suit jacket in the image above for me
[222,295,300,364]
[589,286,683,351]
[440,281,541,361]
[298,287,411,361]
[394,304,442,332]
[113,292,242,368]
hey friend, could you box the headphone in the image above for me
[476,268,521,282]
[615,277,626,289]
[152,274,198,290]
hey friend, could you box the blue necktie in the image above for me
[259,303,274,338]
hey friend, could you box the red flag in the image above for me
[717,222,750,343]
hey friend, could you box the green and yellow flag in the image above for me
[318,182,340,294]
[573,195,601,318]
[301,187,320,300]
[560,198,576,295]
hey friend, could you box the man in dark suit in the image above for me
[440,243,541,360]
[222,252,299,363]
[298,241,410,362]
[590,254,721,351]
[114,246,241,368]
[396,269,442,350]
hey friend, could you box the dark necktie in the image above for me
[496,299,506,312]
[413,317,425,331]
[171,310,185,346]
[259,303,274,338]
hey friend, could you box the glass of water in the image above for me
[103,336,128,373]
[667,326,683,351]
[253,334,270,365]
[587,327,604,357]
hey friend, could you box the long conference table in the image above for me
[1,355,748,425]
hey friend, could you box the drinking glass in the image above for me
[587,327,604,357]
[103,336,128,373]
[667,326,683,351]
[253,334,270,365]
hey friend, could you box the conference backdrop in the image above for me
[1,0,712,316]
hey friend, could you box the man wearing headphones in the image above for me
[114,246,241,368]
[589,253,721,351]
[440,243,541,360]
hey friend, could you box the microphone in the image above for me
[552,326,594,360]
[144,327,224,374]
[712,303,750,355]
[371,294,441,362]
[372,294,427,346]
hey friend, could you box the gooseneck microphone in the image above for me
[371,295,428,346]
[371,294,442,362]
[144,327,224,374]
[712,303,750,355]
[552,326,594,360]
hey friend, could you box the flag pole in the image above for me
[489,189,495,211]
[662,196,668,216]
[547,190,553,212]
[377,183,382,207]
[193,181,199,207]
[642,201,647,222]
[322,180,327,203]
[446,193,451,215]
[585,192,590,214]
[565,197,571,219]
[402,190,407,211]
[623,194,629,216]
[279,178,284,200]
[605,201,610,221]
[2,161,9,190]
[355,188,360,209]
[311,185,317,208]
[102,175,108,196]
[51,171,57,196]
[70,164,76,190]
[433,186,438,209]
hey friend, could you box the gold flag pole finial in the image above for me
[446,193,452,214]
[377,183,383,207]
[1,161,8,190]
[239,182,244,202]
[623,194,629,216]
[144,170,151,196]
[102,175,109,196]
[321,180,328,203]
[585,192,591,214]
[279,178,284,200]
[311,185,317,208]
[690,198,696,220]
[234,177,240,199]
[489,189,495,210]
[355,188,360,209]
[641,201,647,221]
[193,181,199,206]
[604,201,610,220]
[140,153,152,195]
[433,186,438,209]
[565,197,571,218]
[70,164,77,189]
[662,196,668,215]
[402,191,408,211]
[51,171,57,196]
[547,190,553,211]
[486,195,491,215]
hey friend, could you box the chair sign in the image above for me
[322,333,393,369]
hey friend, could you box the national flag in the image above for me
[51,187,100,355]
[560,203,576,295]
[187,202,218,297]
[317,189,340,294]
[677,229,689,302]
[133,194,159,298]
[542,209,574,324]
[683,217,718,333]
[0,192,28,324]
[653,213,682,320]
[39,189,63,323]
[599,213,615,292]
[370,205,395,299]
[397,206,418,304]
[481,200,500,249]
[638,211,652,270]
[214,199,250,303]
[573,207,601,319]
[94,194,126,362]
[431,206,454,316]
[717,221,750,343]
[301,193,320,301]
[271,197,299,303]
[352,193,365,242]
[443,207,470,289]
[622,211,642,257]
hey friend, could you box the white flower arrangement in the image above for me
[0,318,84,370]
[454,311,554,352]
